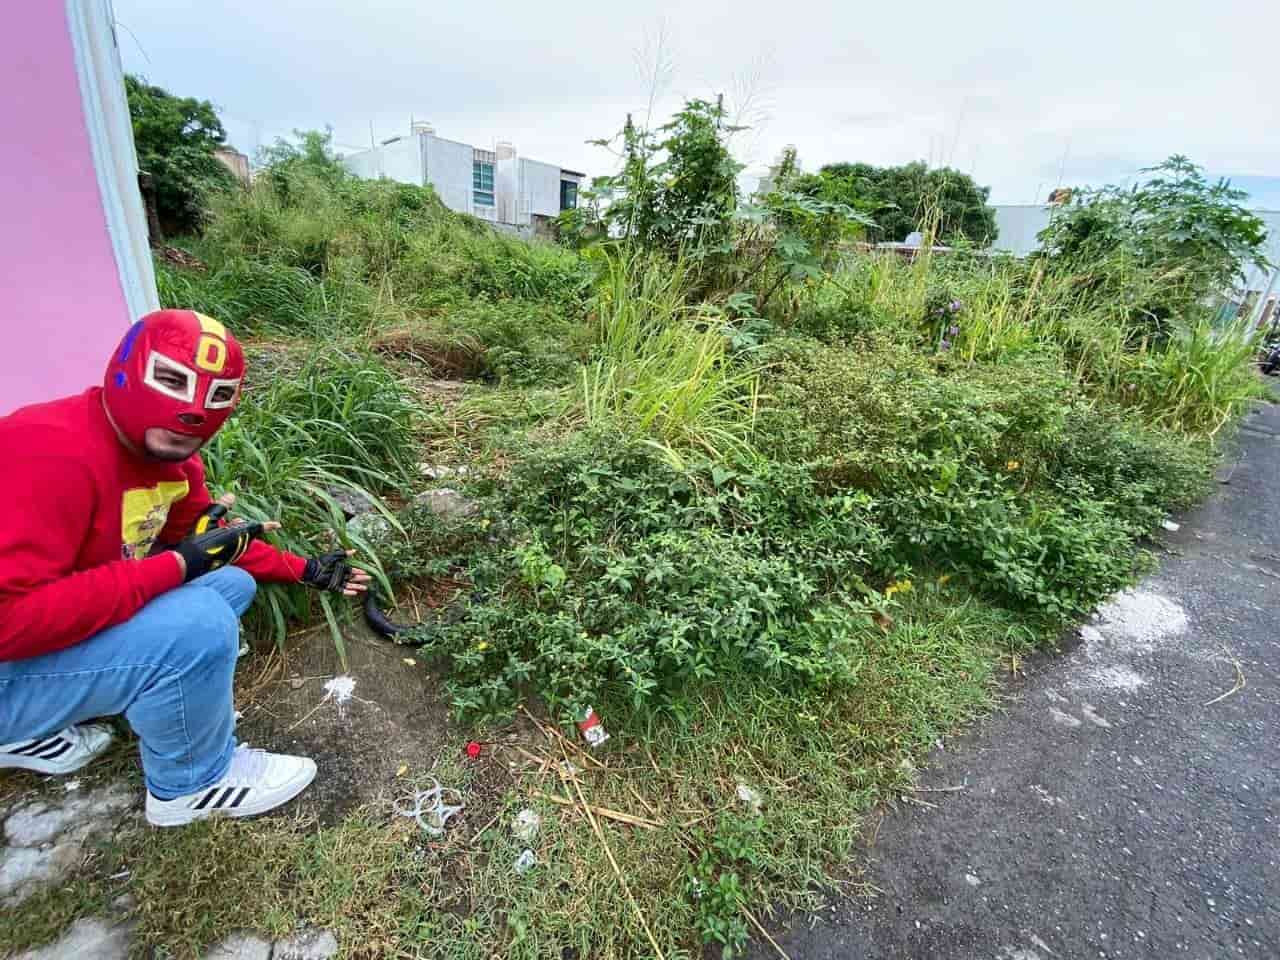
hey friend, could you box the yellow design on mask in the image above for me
[121,481,189,560]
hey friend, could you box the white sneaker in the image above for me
[0,723,114,775]
[145,743,316,827]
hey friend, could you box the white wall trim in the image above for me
[65,0,158,324]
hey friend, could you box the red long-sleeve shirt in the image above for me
[0,388,306,661]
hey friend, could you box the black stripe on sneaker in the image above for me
[211,787,237,809]
[13,738,58,757]
[194,788,221,810]
[35,740,74,761]
[229,787,251,808]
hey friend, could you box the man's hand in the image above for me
[181,495,281,581]
[175,522,271,583]
[300,549,372,597]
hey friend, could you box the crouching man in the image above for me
[0,310,367,826]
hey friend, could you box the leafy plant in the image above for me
[414,433,892,718]
[593,98,744,258]
[686,815,765,958]
[1037,155,1271,339]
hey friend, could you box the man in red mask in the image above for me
[0,310,369,826]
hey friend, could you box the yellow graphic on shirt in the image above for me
[121,481,189,560]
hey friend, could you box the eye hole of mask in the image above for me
[144,353,197,402]
[205,378,242,410]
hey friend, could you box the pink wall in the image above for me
[0,3,129,415]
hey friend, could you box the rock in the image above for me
[273,928,339,960]
[1,782,131,905]
[12,917,130,960]
[346,512,392,543]
[322,485,378,519]
[0,846,55,901]
[4,783,131,847]
[411,488,478,520]
[417,463,470,481]
[204,932,273,960]
[5,801,71,848]
[83,784,132,821]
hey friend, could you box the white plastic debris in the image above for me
[1161,519,1181,532]
[514,849,537,874]
[512,808,541,843]
[736,784,763,815]
[322,675,358,718]
[323,676,356,703]
[392,777,464,837]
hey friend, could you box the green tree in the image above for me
[125,75,235,234]
[808,160,996,244]
[257,128,345,183]
[1037,155,1270,337]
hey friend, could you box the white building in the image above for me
[341,123,584,235]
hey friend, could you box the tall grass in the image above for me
[825,246,1264,439]
[580,250,760,466]
[1129,317,1266,435]
[202,348,418,651]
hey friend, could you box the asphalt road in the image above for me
[748,401,1280,960]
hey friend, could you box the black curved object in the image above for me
[363,586,418,639]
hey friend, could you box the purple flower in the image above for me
[949,299,962,312]
[949,324,960,336]
[940,339,952,351]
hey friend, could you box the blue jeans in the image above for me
[0,566,254,799]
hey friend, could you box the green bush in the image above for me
[416,433,894,717]
[442,300,587,386]
[757,342,1208,619]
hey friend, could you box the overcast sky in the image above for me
[113,0,1279,206]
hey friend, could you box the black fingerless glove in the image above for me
[191,502,230,536]
[301,550,353,593]
[175,522,264,582]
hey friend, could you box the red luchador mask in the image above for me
[103,310,245,449]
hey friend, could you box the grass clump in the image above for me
[580,250,760,465]
[202,346,419,645]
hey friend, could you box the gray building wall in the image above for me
[522,158,562,220]
[423,135,475,215]
[991,205,1052,256]
[496,155,519,224]
[342,147,383,181]
[341,130,581,228]
[379,136,422,185]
